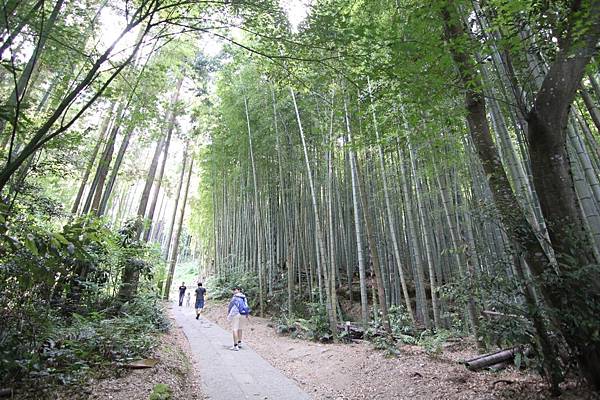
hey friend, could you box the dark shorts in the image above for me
[195,299,205,309]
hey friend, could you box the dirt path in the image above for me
[172,305,310,400]
[199,301,594,400]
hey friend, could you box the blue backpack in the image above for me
[237,297,251,315]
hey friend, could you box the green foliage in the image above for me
[1,294,168,387]
[451,267,535,349]
[286,303,332,342]
[205,271,259,307]
[418,330,451,356]
[272,300,333,342]
[149,383,173,400]
[0,208,167,389]
[371,336,400,358]
[387,305,417,338]
[273,313,299,336]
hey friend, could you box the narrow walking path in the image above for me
[171,306,311,400]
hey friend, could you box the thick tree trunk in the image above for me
[441,1,600,389]
[525,3,600,389]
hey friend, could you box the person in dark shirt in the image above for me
[178,282,186,306]
[195,282,207,320]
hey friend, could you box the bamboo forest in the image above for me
[1,0,600,399]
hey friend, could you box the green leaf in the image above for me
[24,234,38,256]
[514,352,522,370]
[53,233,69,245]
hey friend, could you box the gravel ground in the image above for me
[201,301,597,400]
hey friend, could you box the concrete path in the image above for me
[171,306,311,400]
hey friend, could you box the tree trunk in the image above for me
[86,102,127,214]
[441,1,600,389]
[164,149,188,260]
[97,126,135,216]
[368,78,416,326]
[134,134,166,236]
[291,88,337,335]
[354,154,392,335]
[244,95,266,317]
[408,139,440,329]
[143,75,183,241]
[398,145,431,329]
[0,0,21,34]
[163,155,194,300]
[344,96,369,327]
[0,8,152,193]
[0,0,65,142]
[71,102,115,214]
[0,0,44,60]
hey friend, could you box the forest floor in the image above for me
[198,301,597,400]
[8,321,203,400]
[87,321,203,400]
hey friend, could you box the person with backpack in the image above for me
[227,286,250,351]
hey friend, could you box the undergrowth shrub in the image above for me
[371,336,400,357]
[0,208,168,389]
[273,302,332,342]
[418,329,451,356]
[388,305,418,340]
[150,383,173,400]
[1,294,169,387]
[295,302,332,341]
[205,271,259,309]
[439,268,534,349]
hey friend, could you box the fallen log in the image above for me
[336,321,365,339]
[492,379,515,387]
[123,358,159,369]
[336,321,392,339]
[487,361,510,371]
[464,346,525,371]
[482,310,526,320]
